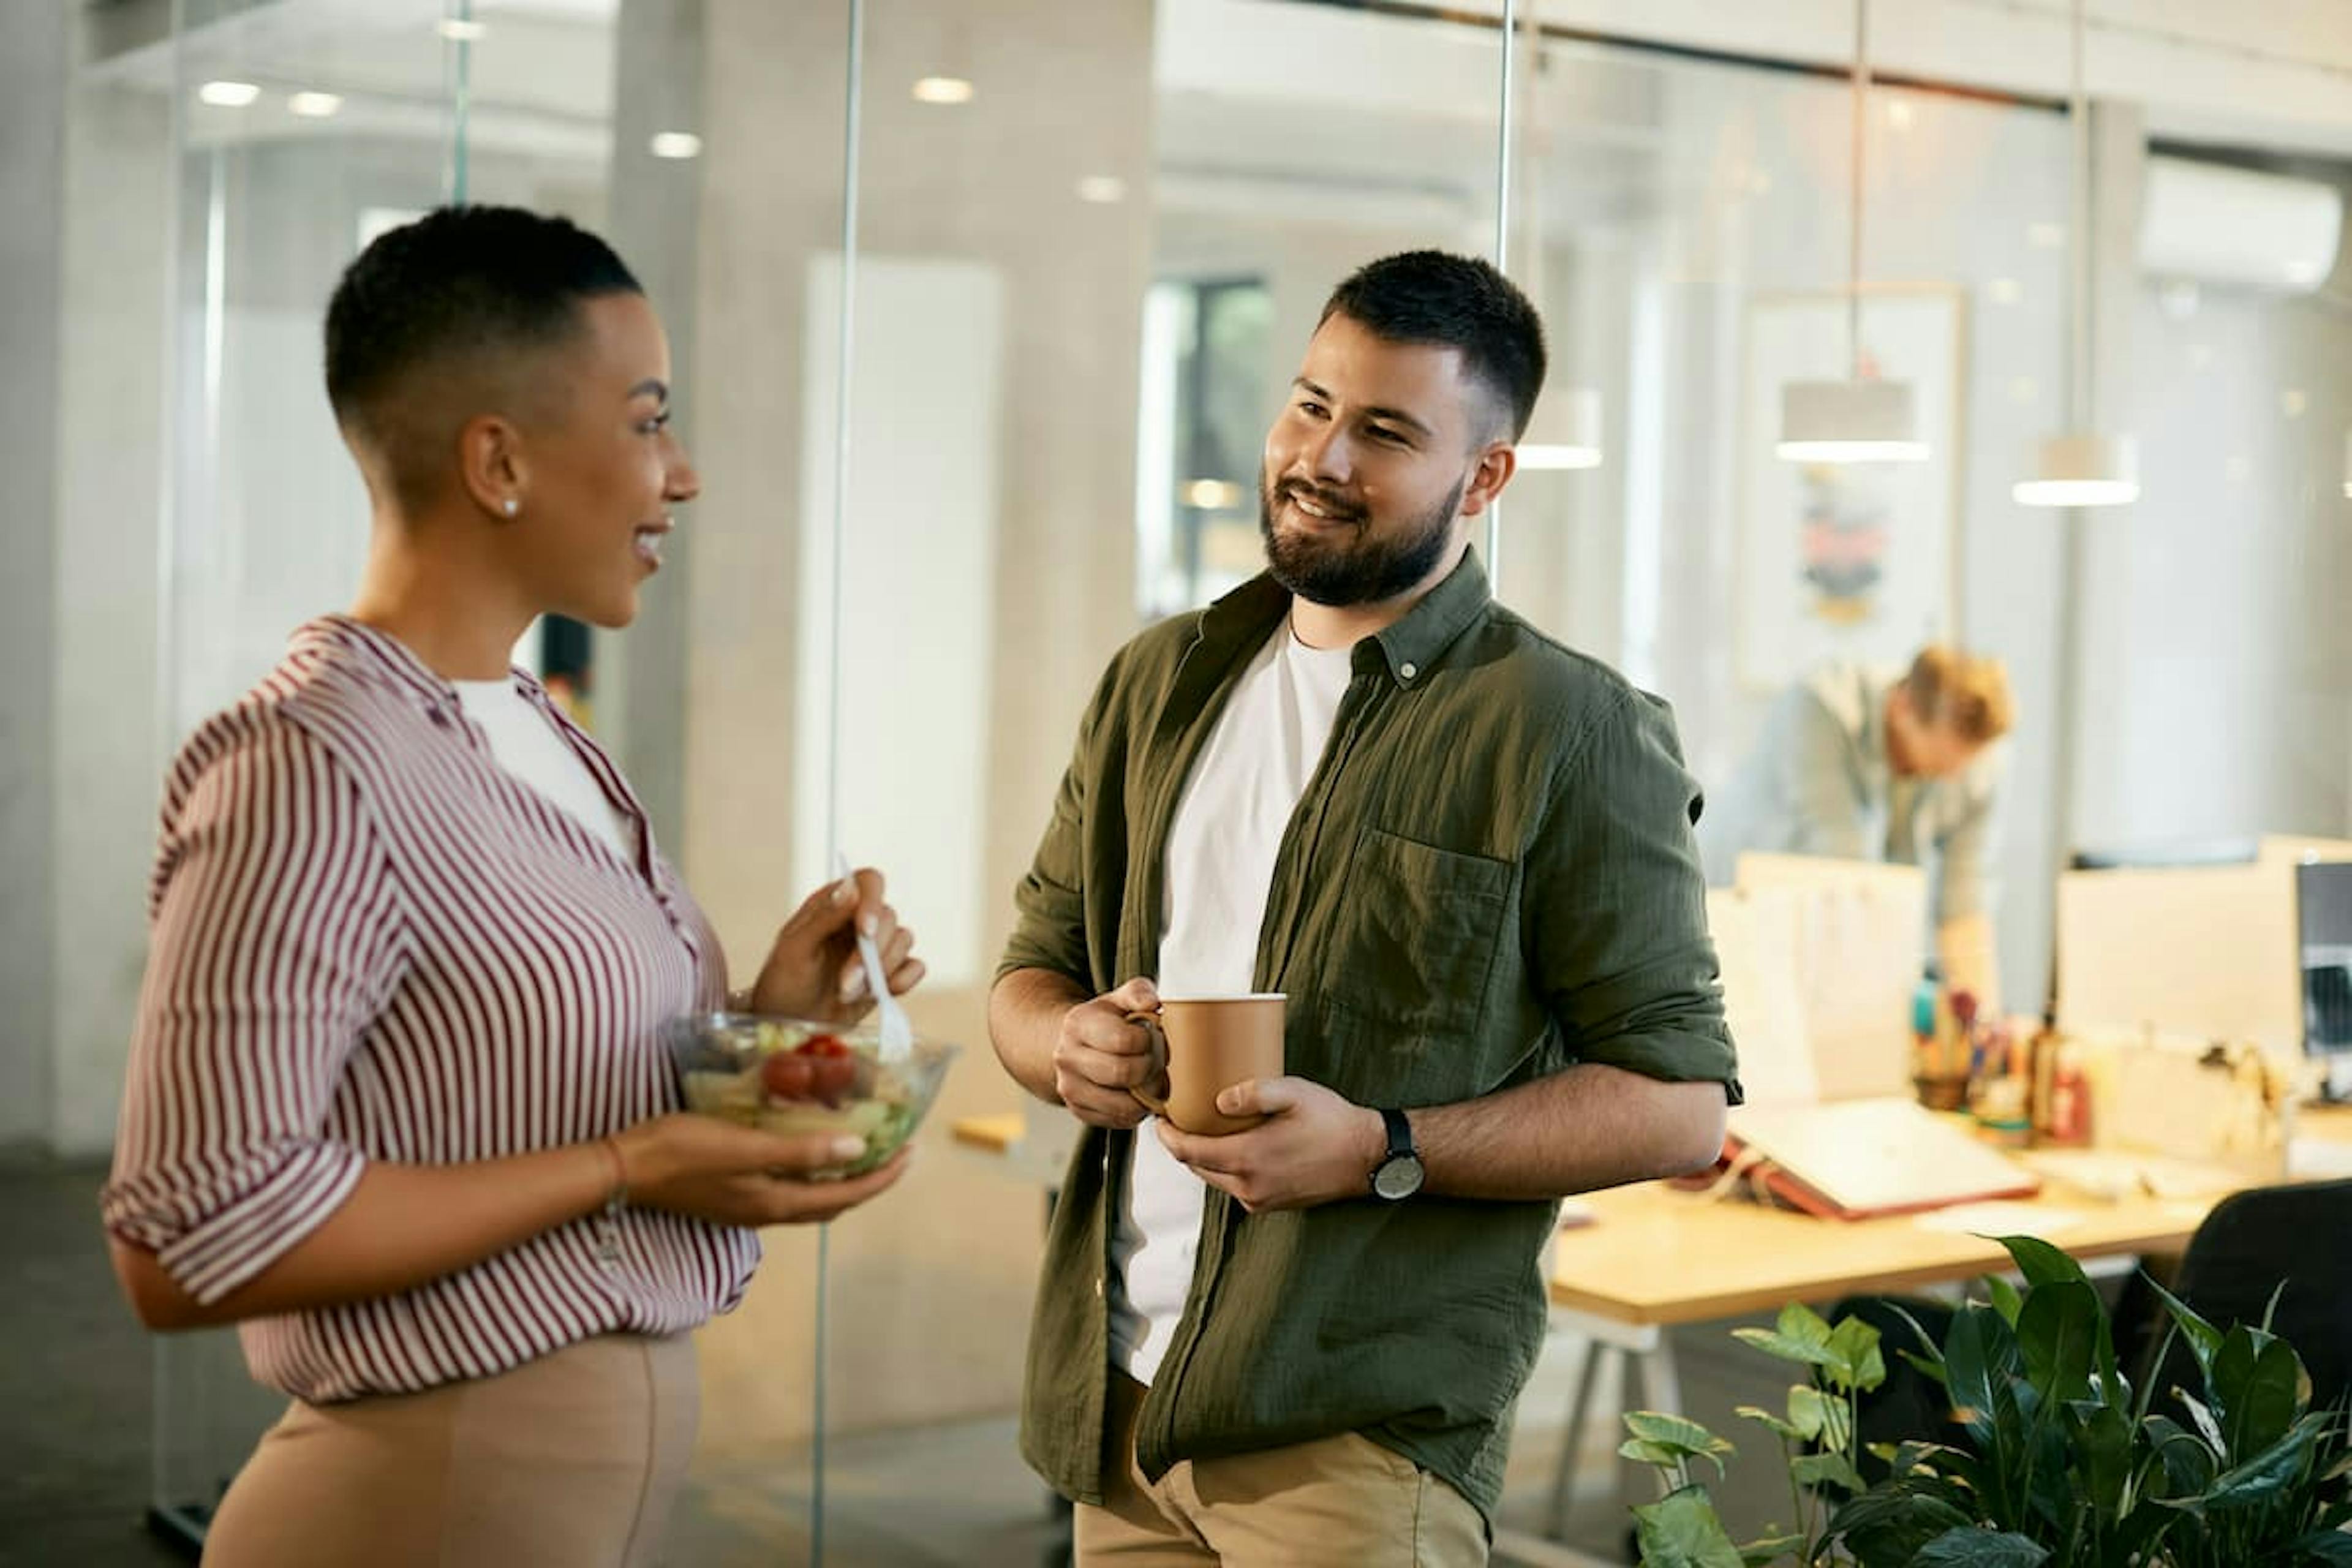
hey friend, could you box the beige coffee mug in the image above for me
[1126,993,1286,1136]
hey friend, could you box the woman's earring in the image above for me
[503,497,519,518]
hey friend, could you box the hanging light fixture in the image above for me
[2015,0,2139,508]
[1518,387,1603,470]
[1777,0,1926,465]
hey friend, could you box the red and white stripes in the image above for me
[104,616,758,1402]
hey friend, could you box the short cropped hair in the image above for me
[1318,251,1548,442]
[323,205,642,513]
[1904,646,2015,744]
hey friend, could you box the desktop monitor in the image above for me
[2294,859,2352,1101]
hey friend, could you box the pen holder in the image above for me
[1913,1072,1970,1113]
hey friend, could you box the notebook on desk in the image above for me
[1726,1097,2041,1220]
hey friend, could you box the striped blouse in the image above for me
[102,615,760,1403]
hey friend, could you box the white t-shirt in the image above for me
[1109,622,1356,1385]
[452,679,636,864]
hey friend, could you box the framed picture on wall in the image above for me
[1735,284,1970,693]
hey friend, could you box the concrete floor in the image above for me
[1,1159,1629,1567]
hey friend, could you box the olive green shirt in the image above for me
[999,552,1741,1526]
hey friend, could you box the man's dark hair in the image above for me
[324,205,641,512]
[1318,251,1547,442]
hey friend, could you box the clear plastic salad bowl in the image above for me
[664,1013,958,1181]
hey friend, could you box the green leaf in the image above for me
[1985,1274,2024,1327]
[1911,1526,2052,1567]
[1626,1411,1740,1464]
[1996,1234,2090,1291]
[1623,1437,1696,1469]
[1886,1300,1951,1363]
[1943,1302,2024,1444]
[2073,1400,2136,1513]
[1830,1484,1974,1565]
[2017,1280,2101,1405]
[2198,1412,2329,1511]
[1786,1384,1832,1442]
[1630,1483,1749,1568]
[2212,1328,2307,1459]
[2147,1275,2224,1380]
[1733,1326,1840,1370]
[1735,1404,1803,1441]
[2145,1414,2220,1498]
[1777,1299,1836,1351]
[1829,1314,1889,1393]
[2181,1391,2228,1455]
[1900,1349,1952,1388]
[1789,1450,1869,1496]
[2296,1528,2352,1565]
[1735,1532,1804,1565]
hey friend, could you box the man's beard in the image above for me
[1259,474,1463,608]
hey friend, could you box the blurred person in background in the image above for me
[1700,644,2014,1007]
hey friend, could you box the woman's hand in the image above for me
[747,869,925,1023]
[611,1113,910,1227]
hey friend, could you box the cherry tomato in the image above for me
[810,1054,858,1102]
[761,1050,816,1099]
[801,1034,850,1058]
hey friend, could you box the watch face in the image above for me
[1373,1155,1424,1201]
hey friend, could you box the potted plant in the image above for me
[1619,1235,2352,1566]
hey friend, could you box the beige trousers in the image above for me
[1075,1373,1488,1567]
[201,1333,698,1568]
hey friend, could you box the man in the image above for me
[1699,646,2013,1006]
[990,251,1740,1563]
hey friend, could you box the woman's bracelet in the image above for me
[591,1136,629,1265]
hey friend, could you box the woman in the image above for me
[100,206,918,1566]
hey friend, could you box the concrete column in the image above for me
[0,0,71,1154]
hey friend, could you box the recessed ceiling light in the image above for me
[1988,277,2022,305]
[911,76,974,105]
[197,80,261,108]
[435,17,488,42]
[649,131,703,160]
[2282,389,2309,420]
[288,91,344,118]
[2027,221,2065,249]
[1887,99,1916,131]
[1076,175,1126,204]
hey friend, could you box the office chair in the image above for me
[2115,1177,2352,1418]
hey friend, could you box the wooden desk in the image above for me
[1547,1180,2214,1328]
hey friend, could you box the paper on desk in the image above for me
[2290,1137,2352,1181]
[1912,1200,2086,1238]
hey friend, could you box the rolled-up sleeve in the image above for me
[102,713,399,1305]
[1527,690,1743,1101]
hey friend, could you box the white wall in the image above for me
[48,67,174,1156]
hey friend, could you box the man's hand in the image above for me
[1156,1077,1387,1212]
[1051,977,1164,1129]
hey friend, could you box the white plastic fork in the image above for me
[835,851,914,1061]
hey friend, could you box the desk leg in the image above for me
[1543,1339,1607,1540]
[1629,1335,1684,1419]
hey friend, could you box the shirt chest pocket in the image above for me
[1316,829,1512,1087]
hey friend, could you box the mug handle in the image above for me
[1125,1009,1171,1118]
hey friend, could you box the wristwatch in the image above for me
[1370,1107,1425,1201]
